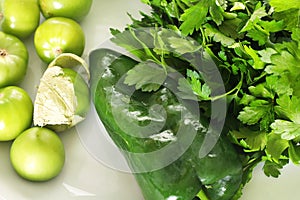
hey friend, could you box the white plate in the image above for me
[0,0,299,199]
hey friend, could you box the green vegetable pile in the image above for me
[0,0,92,182]
[91,0,300,199]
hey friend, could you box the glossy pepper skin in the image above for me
[90,48,243,200]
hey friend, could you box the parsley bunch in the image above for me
[110,0,300,196]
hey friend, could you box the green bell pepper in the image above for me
[90,48,243,200]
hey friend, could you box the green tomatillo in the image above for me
[10,127,65,181]
[0,86,33,141]
[34,17,85,64]
[0,31,28,88]
[0,0,40,39]
[39,0,93,22]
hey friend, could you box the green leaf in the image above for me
[267,75,293,96]
[265,132,289,162]
[110,28,152,61]
[245,28,268,46]
[179,0,226,35]
[230,2,246,11]
[238,100,273,127]
[204,23,236,46]
[124,61,167,92]
[177,69,211,101]
[209,1,224,25]
[263,160,283,178]
[265,50,300,75]
[162,0,181,19]
[288,142,300,164]
[269,0,300,12]
[291,28,300,42]
[275,41,300,61]
[230,128,267,152]
[274,49,299,68]
[248,82,274,99]
[240,4,268,33]
[244,46,265,70]
[238,4,283,46]
[273,9,300,31]
[258,20,285,33]
[177,77,198,100]
[200,84,211,99]
[167,36,201,54]
[270,120,300,140]
[258,48,277,63]
[271,95,300,140]
[218,51,227,61]
[179,0,210,35]
[218,18,244,39]
[216,0,227,10]
[239,94,256,105]
[275,95,300,123]
[152,29,172,56]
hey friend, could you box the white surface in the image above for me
[0,0,299,199]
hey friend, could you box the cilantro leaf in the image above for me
[245,28,268,46]
[209,0,224,25]
[177,69,211,101]
[218,18,244,39]
[248,83,274,99]
[258,20,285,33]
[249,75,292,99]
[270,120,300,140]
[204,23,236,47]
[269,0,300,12]
[292,28,300,42]
[288,143,300,165]
[267,75,293,96]
[239,4,268,33]
[239,4,286,46]
[273,9,300,31]
[244,46,265,70]
[179,0,225,35]
[230,2,246,11]
[177,77,198,100]
[124,61,167,92]
[263,160,283,178]
[258,48,277,63]
[265,49,300,76]
[179,0,210,35]
[265,132,289,162]
[230,128,267,152]
[275,95,300,123]
[110,28,153,60]
[167,36,201,54]
[270,95,300,140]
[238,99,274,131]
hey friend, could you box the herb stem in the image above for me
[197,189,210,200]
[128,27,166,70]
[210,72,244,101]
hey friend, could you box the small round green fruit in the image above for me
[10,127,65,181]
[34,17,85,63]
[39,0,93,22]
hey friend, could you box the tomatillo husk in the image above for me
[48,52,90,83]
[33,53,90,132]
